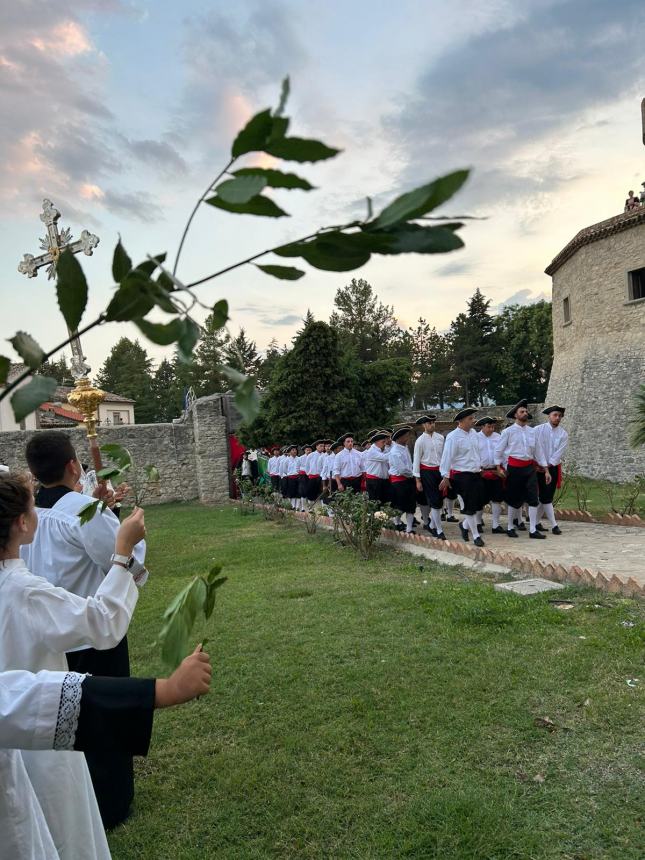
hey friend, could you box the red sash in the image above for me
[365,474,382,480]
[481,469,499,481]
[420,464,440,471]
[551,464,562,488]
[508,457,534,468]
[307,474,321,479]
[288,475,299,479]
[389,475,408,483]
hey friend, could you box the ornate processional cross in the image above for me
[17,199,106,470]
[17,199,99,380]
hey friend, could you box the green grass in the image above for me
[555,475,644,518]
[108,505,644,860]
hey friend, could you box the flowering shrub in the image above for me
[328,490,396,559]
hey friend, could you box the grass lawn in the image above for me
[555,476,644,518]
[108,504,644,860]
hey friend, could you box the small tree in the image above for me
[223,327,262,377]
[95,337,157,423]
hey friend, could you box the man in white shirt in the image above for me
[297,444,313,512]
[268,446,282,493]
[475,416,504,533]
[388,425,417,533]
[362,431,391,504]
[413,415,447,540]
[305,440,326,506]
[439,408,485,546]
[333,434,364,493]
[278,447,289,498]
[535,405,568,535]
[494,399,550,539]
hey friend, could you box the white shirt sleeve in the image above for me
[0,669,71,750]
[494,429,509,466]
[550,429,568,465]
[412,436,422,478]
[77,502,147,585]
[439,434,453,477]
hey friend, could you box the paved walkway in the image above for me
[416,518,645,587]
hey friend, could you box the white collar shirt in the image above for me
[285,456,300,476]
[362,444,390,479]
[534,422,568,466]
[333,447,363,478]
[440,427,482,477]
[388,442,414,477]
[412,432,444,477]
[477,431,501,469]
[495,423,547,467]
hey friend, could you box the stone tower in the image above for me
[544,208,645,481]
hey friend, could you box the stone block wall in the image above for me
[0,394,230,505]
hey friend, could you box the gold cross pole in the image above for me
[17,199,106,471]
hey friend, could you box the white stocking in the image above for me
[543,503,557,528]
[528,506,538,533]
[476,510,483,525]
[290,499,297,509]
[406,513,415,532]
[431,508,443,534]
[446,499,454,516]
[465,514,480,539]
[420,504,430,525]
[507,506,519,531]
[491,502,502,529]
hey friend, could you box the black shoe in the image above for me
[491,526,505,534]
[460,523,469,542]
[423,522,433,533]
[552,526,562,535]
[529,530,546,539]
[473,536,485,547]
[507,529,518,538]
[413,517,420,526]
[406,528,416,535]
[517,522,527,531]
[479,520,485,528]
[536,523,546,532]
[441,512,446,521]
[446,515,458,523]
[436,531,447,541]
[478,525,485,533]
[395,523,405,531]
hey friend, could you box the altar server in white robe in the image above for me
[0,653,212,860]
[0,471,146,859]
[22,431,147,828]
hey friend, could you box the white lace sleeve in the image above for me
[53,672,85,750]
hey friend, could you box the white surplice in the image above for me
[0,557,139,860]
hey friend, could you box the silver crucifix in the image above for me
[17,199,100,379]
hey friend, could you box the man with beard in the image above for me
[495,399,550,539]
[535,406,568,535]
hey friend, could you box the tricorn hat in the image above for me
[475,416,496,427]
[338,432,354,444]
[331,438,344,450]
[392,425,413,442]
[454,407,478,422]
[505,399,529,419]
[414,414,438,425]
[368,431,389,443]
[312,439,326,447]
[542,405,565,416]
[287,444,298,453]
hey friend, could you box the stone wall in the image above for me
[0,393,230,504]
[546,222,645,482]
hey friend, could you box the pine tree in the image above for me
[256,338,282,389]
[408,319,456,408]
[222,327,261,377]
[487,301,553,403]
[450,288,496,405]
[39,354,74,386]
[95,338,157,423]
[151,358,182,422]
[190,313,228,396]
[329,278,403,361]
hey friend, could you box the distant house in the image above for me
[0,366,136,432]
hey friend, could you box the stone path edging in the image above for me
[555,509,645,528]
[235,502,644,599]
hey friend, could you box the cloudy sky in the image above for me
[1,0,644,374]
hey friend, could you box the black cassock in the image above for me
[74,675,155,755]
[37,485,137,829]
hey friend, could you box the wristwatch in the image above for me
[110,553,135,570]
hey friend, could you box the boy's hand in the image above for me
[155,646,212,707]
[115,507,146,556]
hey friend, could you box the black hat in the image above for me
[331,438,344,450]
[542,405,565,416]
[392,425,413,442]
[368,431,389,443]
[313,439,326,448]
[454,407,477,422]
[271,446,281,453]
[302,443,313,451]
[338,432,354,444]
[475,416,496,427]
[360,440,370,448]
[287,444,298,453]
[414,414,437,425]
[505,399,528,419]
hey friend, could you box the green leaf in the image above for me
[56,249,88,332]
[215,175,267,204]
[159,576,211,668]
[96,467,122,481]
[10,375,57,422]
[268,115,289,143]
[231,108,274,157]
[233,167,314,190]
[255,264,305,280]
[204,576,227,619]
[100,443,133,470]
[385,224,464,254]
[211,299,229,329]
[205,194,288,218]
[275,75,290,116]
[264,137,341,163]
[0,355,10,384]
[105,271,156,322]
[221,367,260,422]
[177,318,201,362]
[77,499,101,525]
[283,235,370,272]
[112,238,132,282]
[371,169,470,230]
[135,253,167,276]
[135,317,184,346]
[9,332,45,370]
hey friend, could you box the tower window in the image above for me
[563,296,571,324]
[627,267,645,301]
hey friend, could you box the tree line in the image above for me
[40,278,552,431]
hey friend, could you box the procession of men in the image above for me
[264,400,569,548]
